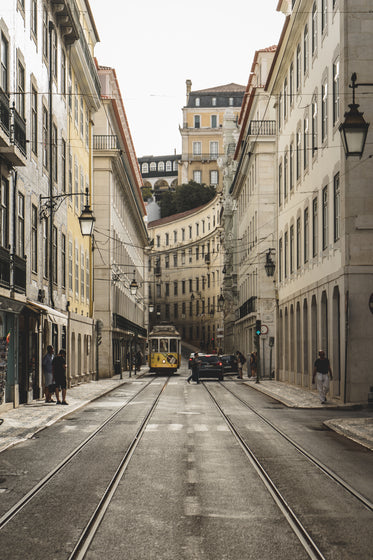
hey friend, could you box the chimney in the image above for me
[186,79,192,104]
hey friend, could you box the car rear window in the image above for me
[200,356,220,364]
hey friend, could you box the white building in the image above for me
[266,0,373,403]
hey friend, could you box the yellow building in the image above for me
[66,1,101,383]
[178,81,246,191]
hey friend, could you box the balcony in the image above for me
[51,0,80,44]
[248,120,276,136]
[239,296,257,319]
[93,135,120,150]
[0,246,10,289]
[0,101,27,166]
[12,108,26,156]
[181,153,220,162]
[0,88,10,139]
[12,254,27,294]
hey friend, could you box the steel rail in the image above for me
[0,378,155,530]
[220,382,373,512]
[204,382,326,560]
[68,377,169,560]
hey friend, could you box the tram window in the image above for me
[160,338,168,352]
[169,339,177,352]
[151,339,158,352]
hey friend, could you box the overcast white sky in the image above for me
[88,0,285,158]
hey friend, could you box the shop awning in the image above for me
[26,300,68,325]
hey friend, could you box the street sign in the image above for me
[260,324,269,335]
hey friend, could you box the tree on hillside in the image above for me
[160,181,216,218]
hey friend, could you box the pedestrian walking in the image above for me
[135,350,143,374]
[250,352,257,379]
[187,352,201,384]
[42,345,55,403]
[236,351,246,379]
[312,350,333,404]
[53,349,68,405]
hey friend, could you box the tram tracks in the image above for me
[203,381,373,560]
[0,377,168,534]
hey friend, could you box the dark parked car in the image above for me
[220,354,238,373]
[198,354,224,381]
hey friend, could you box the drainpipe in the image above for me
[48,21,54,308]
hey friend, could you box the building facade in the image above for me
[179,81,246,191]
[93,65,148,377]
[138,154,180,199]
[0,0,100,411]
[147,196,224,353]
[228,46,278,374]
[266,0,373,403]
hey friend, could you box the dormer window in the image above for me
[212,97,217,106]
[195,97,200,106]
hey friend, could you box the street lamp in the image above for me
[339,73,372,158]
[129,270,138,296]
[40,188,95,238]
[217,293,225,311]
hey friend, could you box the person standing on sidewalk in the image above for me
[42,345,55,403]
[53,349,68,405]
[312,350,333,404]
[236,351,246,379]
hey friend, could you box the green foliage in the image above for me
[160,182,216,218]
[141,186,153,201]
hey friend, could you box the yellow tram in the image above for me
[148,324,181,373]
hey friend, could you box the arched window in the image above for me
[166,161,172,172]
[158,161,165,172]
[150,162,156,172]
[142,163,149,174]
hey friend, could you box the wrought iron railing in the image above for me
[93,135,120,150]
[13,254,27,294]
[0,246,10,288]
[12,108,26,155]
[181,153,220,161]
[239,296,257,319]
[0,87,10,135]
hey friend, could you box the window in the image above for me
[31,0,37,38]
[304,207,309,263]
[193,141,201,155]
[278,163,282,206]
[31,86,38,155]
[290,225,294,274]
[80,97,84,137]
[43,219,49,278]
[166,161,172,171]
[61,233,66,288]
[31,205,38,273]
[52,28,57,79]
[173,253,177,267]
[75,245,79,296]
[0,34,8,92]
[17,60,25,119]
[278,92,282,129]
[174,281,178,296]
[334,172,340,241]
[283,78,288,120]
[322,186,328,250]
[165,283,169,297]
[42,106,48,168]
[42,7,48,60]
[181,228,185,241]
[86,254,89,301]
[165,255,169,268]
[158,161,164,172]
[173,303,178,319]
[173,230,177,243]
[296,44,301,90]
[284,231,288,278]
[312,198,318,257]
[303,25,309,75]
[182,281,186,295]
[194,115,200,128]
[312,96,318,155]
[196,223,199,236]
[52,123,58,182]
[74,158,79,211]
[150,162,156,172]
[229,97,234,106]
[195,97,200,106]
[74,83,79,127]
[81,251,85,299]
[53,226,57,284]
[210,170,218,185]
[296,217,301,269]
[289,143,294,191]
[17,192,24,257]
[0,178,9,248]
[181,251,185,265]
[284,151,288,198]
[333,59,340,125]
[142,163,149,174]
[189,226,192,239]
[296,129,301,181]
[322,81,328,142]
[303,116,309,169]
[321,0,328,33]
[69,240,73,291]
[289,63,294,106]
[62,139,66,192]
[211,115,217,128]
[212,97,217,106]
[193,170,202,183]
[69,150,73,194]
[165,233,169,246]
[61,50,66,96]
[68,64,72,112]
[210,141,218,157]
[189,248,192,262]
[312,2,317,55]
[279,238,283,281]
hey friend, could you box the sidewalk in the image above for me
[244,378,373,452]
[0,372,372,454]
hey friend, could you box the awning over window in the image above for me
[26,300,68,326]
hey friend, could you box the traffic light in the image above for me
[255,319,262,336]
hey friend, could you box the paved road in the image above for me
[0,363,372,559]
